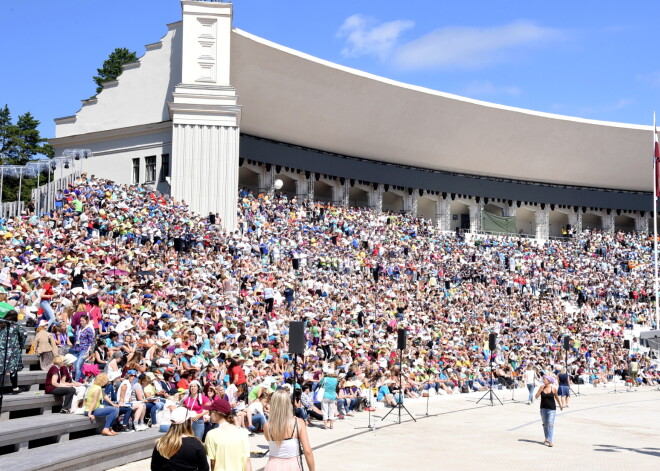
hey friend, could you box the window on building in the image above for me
[145,156,157,182]
[160,153,170,181]
[132,158,140,183]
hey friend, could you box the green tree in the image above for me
[93,47,139,94]
[0,104,53,165]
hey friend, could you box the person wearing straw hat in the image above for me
[151,407,209,471]
[33,318,59,370]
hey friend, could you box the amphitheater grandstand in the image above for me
[0,175,658,470]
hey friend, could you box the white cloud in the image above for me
[549,99,634,117]
[579,98,634,115]
[392,20,565,70]
[636,71,660,87]
[459,81,522,98]
[337,14,414,60]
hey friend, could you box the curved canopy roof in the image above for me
[231,29,651,193]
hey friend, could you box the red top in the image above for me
[45,365,72,394]
[229,364,246,385]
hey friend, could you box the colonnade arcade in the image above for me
[238,161,647,239]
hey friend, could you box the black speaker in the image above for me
[397,328,406,350]
[288,322,305,354]
[488,333,497,351]
[563,336,571,351]
[506,286,512,296]
[623,339,630,350]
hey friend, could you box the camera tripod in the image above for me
[381,349,416,424]
[477,356,503,406]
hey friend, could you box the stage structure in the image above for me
[50,0,655,237]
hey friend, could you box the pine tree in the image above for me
[93,47,139,94]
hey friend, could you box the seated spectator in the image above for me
[45,355,79,413]
[84,373,119,436]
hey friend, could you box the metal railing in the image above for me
[31,171,81,215]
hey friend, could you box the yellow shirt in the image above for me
[205,422,251,471]
[85,384,103,412]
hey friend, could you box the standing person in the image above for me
[151,407,209,471]
[557,367,571,408]
[318,368,338,430]
[629,355,640,387]
[204,397,252,471]
[0,310,26,394]
[33,319,59,370]
[71,314,95,382]
[39,276,59,329]
[535,375,563,447]
[523,364,537,405]
[182,380,210,440]
[84,373,119,436]
[264,389,315,471]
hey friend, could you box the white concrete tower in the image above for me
[169,0,240,229]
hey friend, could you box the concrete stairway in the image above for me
[0,328,159,470]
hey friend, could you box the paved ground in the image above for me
[110,383,660,471]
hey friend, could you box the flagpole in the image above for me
[654,112,659,329]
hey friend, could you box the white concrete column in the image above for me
[403,193,417,215]
[331,180,349,207]
[635,213,649,233]
[295,175,307,202]
[257,166,274,196]
[169,1,240,230]
[307,174,315,202]
[602,213,615,235]
[469,202,484,233]
[436,198,451,231]
[368,186,383,214]
[535,207,550,241]
[568,211,583,234]
[504,204,517,218]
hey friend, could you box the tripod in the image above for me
[476,356,503,406]
[381,349,416,424]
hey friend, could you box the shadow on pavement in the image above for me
[594,444,660,457]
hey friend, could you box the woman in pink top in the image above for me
[182,380,210,440]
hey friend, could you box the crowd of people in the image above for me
[0,174,659,467]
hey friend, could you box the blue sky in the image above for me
[1,0,659,138]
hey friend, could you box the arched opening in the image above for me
[273,174,296,199]
[484,203,504,217]
[549,210,569,238]
[314,180,333,202]
[582,213,602,231]
[382,191,403,213]
[515,208,535,236]
[238,167,259,193]
[349,186,369,208]
[614,215,635,233]
[417,196,436,223]
[450,200,470,231]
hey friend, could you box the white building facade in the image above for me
[50,0,654,238]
